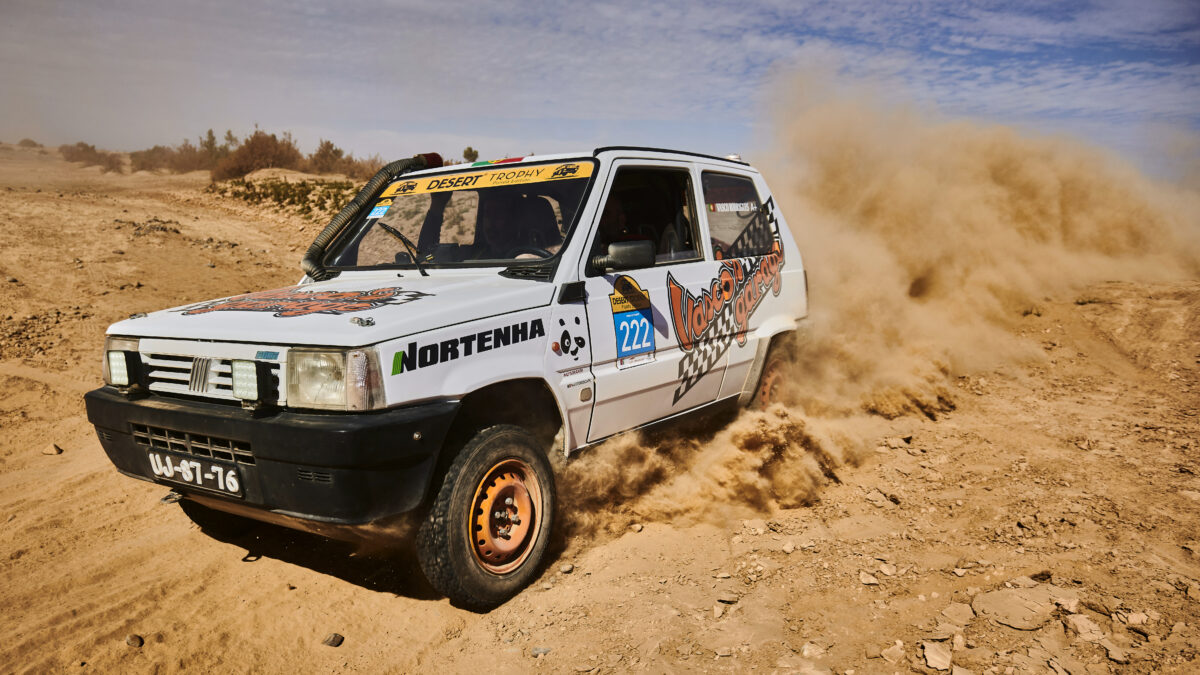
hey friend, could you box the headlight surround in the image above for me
[286,348,384,411]
[102,336,140,386]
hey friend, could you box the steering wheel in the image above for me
[503,246,553,259]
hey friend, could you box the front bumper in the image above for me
[84,387,459,525]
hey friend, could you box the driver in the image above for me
[471,192,548,260]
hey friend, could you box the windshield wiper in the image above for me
[377,222,429,277]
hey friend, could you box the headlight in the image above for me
[103,336,140,386]
[287,348,384,411]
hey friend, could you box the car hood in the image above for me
[106,271,556,347]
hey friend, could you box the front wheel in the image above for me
[417,425,556,610]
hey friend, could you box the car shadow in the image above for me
[204,516,442,602]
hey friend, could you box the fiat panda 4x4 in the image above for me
[85,147,809,609]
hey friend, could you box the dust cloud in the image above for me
[560,75,1200,538]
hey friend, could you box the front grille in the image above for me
[143,354,280,403]
[131,424,255,465]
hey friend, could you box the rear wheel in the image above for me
[417,425,556,610]
[751,348,789,410]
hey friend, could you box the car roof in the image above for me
[404,148,754,178]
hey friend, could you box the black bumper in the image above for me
[85,387,459,525]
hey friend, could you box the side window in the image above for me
[701,172,773,259]
[591,167,701,268]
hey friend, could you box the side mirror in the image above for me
[591,240,655,272]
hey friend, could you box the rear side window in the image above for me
[701,172,773,258]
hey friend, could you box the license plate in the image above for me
[147,451,243,497]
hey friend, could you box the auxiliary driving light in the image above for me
[106,351,130,386]
[102,336,140,387]
[231,360,259,400]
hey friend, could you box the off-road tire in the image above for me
[751,347,789,410]
[417,424,556,611]
[179,498,255,539]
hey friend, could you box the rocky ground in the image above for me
[0,144,1197,673]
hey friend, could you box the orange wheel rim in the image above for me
[757,363,783,407]
[468,458,543,574]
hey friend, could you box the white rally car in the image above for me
[85,147,808,609]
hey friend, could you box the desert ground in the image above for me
[1,142,1198,674]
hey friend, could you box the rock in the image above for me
[1098,638,1128,664]
[881,641,905,664]
[972,586,1068,630]
[716,592,739,604]
[42,443,63,455]
[801,642,826,658]
[952,633,966,651]
[865,490,890,508]
[560,563,574,574]
[125,634,144,648]
[924,641,952,671]
[715,571,731,579]
[953,568,968,577]
[715,647,733,657]
[713,604,724,619]
[1188,584,1200,601]
[782,541,796,554]
[531,646,552,657]
[859,571,880,586]
[630,523,643,533]
[1030,570,1053,582]
[744,518,767,534]
[865,644,882,659]
[879,562,897,576]
[1064,614,1104,642]
[950,667,974,675]
[942,602,975,626]
[1008,575,1039,588]
[322,633,344,647]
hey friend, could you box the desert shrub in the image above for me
[100,153,125,174]
[129,145,174,172]
[206,177,357,220]
[18,138,41,148]
[59,142,123,173]
[307,139,345,174]
[212,130,303,181]
[305,140,387,179]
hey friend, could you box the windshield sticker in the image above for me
[391,318,545,375]
[367,199,393,219]
[667,199,784,403]
[177,287,430,318]
[609,276,655,368]
[380,162,593,198]
[707,201,758,212]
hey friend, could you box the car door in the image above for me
[580,159,728,442]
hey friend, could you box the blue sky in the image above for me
[2,0,1197,172]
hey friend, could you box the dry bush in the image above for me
[59,142,123,173]
[305,139,386,179]
[207,177,357,221]
[17,138,41,148]
[212,130,304,181]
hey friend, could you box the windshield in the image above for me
[325,160,596,269]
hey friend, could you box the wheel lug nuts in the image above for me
[505,497,514,506]
[510,516,521,525]
[494,511,504,519]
